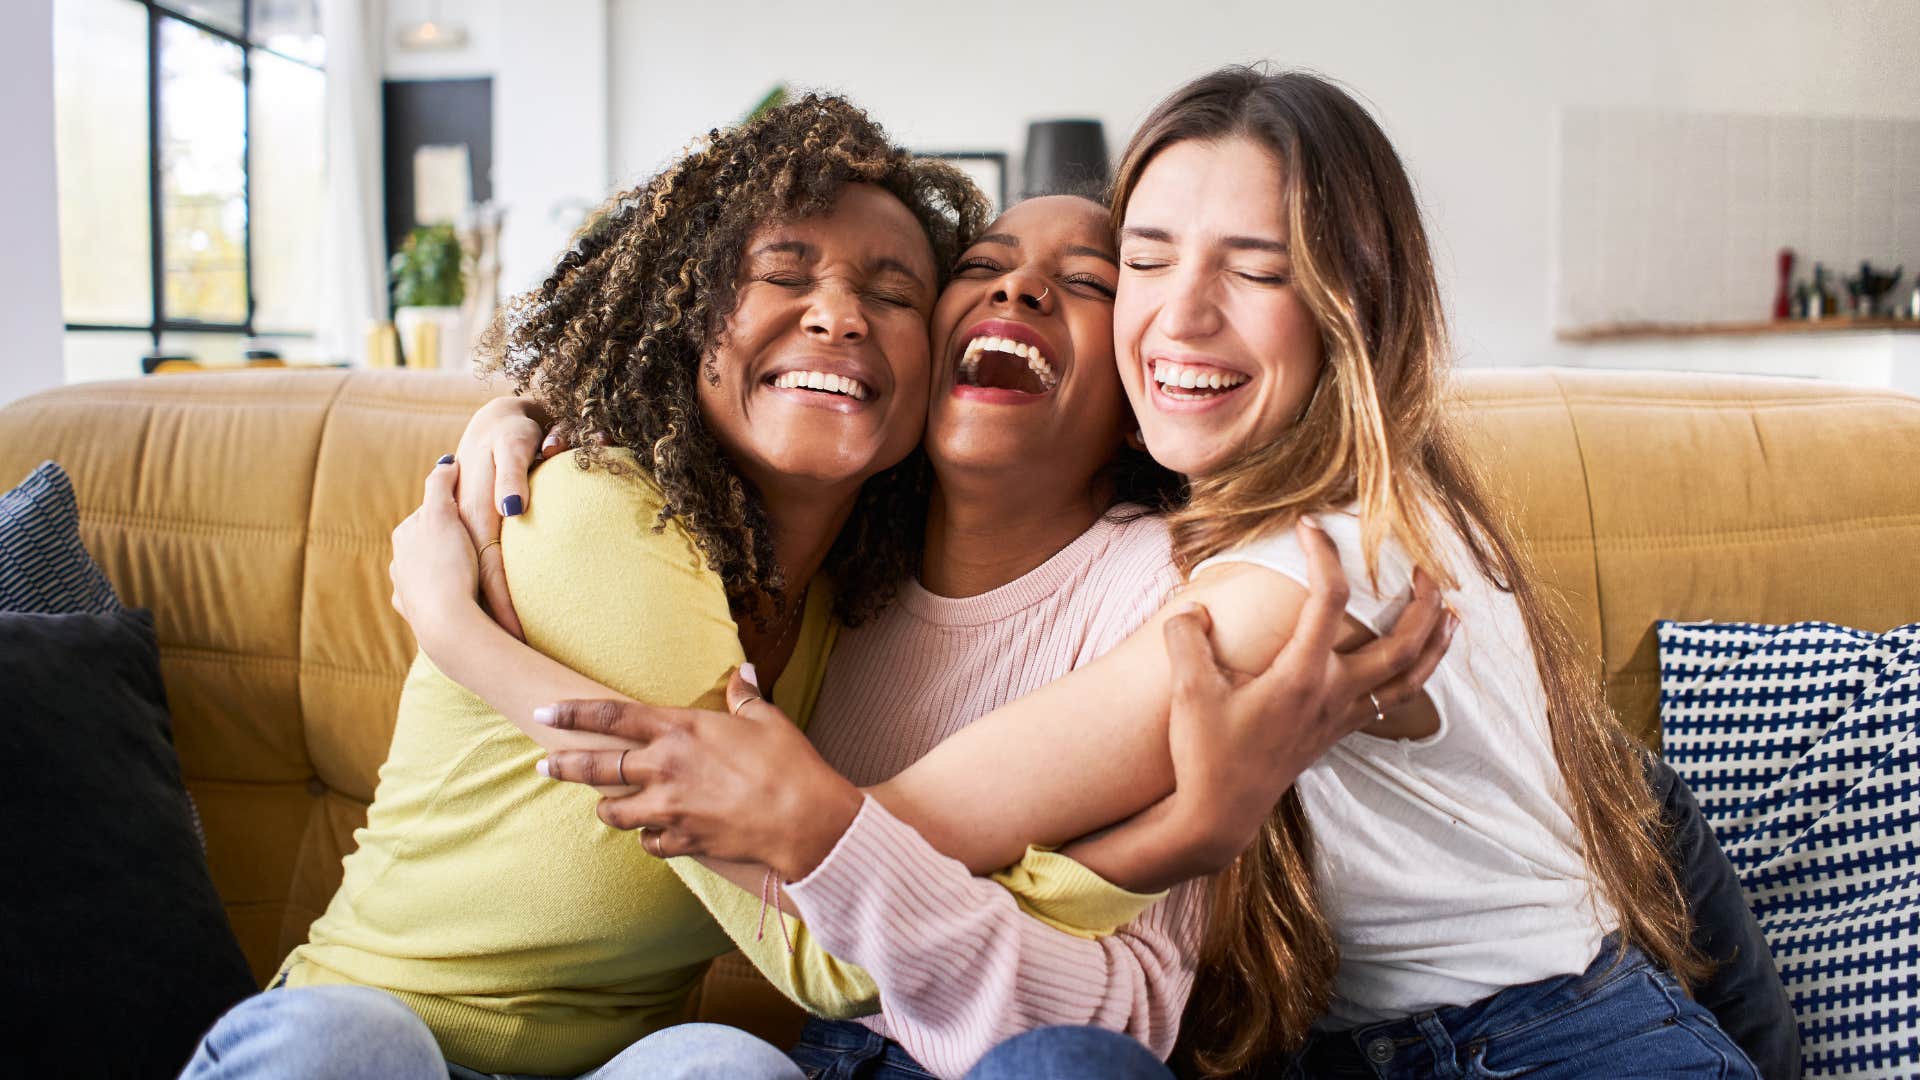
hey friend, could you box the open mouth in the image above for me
[1151,360,1249,401]
[957,335,1057,396]
[767,369,872,401]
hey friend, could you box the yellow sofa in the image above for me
[2,366,1917,1045]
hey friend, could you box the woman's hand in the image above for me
[389,457,484,640]
[1160,519,1453,865]
[452,396,565,640]
[534,669,865,881]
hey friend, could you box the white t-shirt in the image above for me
[1193,508,1617,1028]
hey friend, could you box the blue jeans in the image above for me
[179,985,803,1079]
[1284,941,1761,1079]
[786,1019,1172,1080]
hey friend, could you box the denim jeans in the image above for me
[787,1019,937,1080]
[179,985,803,1080]
[1283,940,1761,1079]
[786,1019,1173,1080]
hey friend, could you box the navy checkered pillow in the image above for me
[0,461,119,615]
[1659,620,1920,1079]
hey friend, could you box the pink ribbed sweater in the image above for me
[786,509,1208,1079]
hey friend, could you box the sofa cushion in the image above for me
[1660,620,1920,1080]
[0,606,256,1075]
[0,460,119,614]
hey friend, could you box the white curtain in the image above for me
[317,0,386,365]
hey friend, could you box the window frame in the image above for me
[63,0,324,351]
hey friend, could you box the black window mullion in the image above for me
[146,2,164,354]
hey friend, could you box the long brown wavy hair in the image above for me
[481,93,991,627]
[1111,68,1709,1076]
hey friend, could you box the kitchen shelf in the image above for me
[1558,318,1920,343]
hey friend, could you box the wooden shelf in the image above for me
[1558,317,1920,343]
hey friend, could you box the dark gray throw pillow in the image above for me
[0,607,255,1076]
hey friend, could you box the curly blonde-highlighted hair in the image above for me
[481,94,990,627]
[1111,67,1709,1075]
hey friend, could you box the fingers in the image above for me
[534,698,678,743]
[540,428,570,459]
[1274,517,1350,671]
[1328,579,1446,706]
[1367,605,1456,712]
[1163,603,1230,708]
[725,666,761,716]
[540,748,656,789]
[477,544,525,641]
[493,426,536,522]
[456,441,503,561]
[423,455,459,508]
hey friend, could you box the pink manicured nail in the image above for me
[533,706,557,726]
[739,662,759,690]
[535,758,551,778]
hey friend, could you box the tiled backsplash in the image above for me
[1556,107,1920,330]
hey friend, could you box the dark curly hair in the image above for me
[481,93,991,628]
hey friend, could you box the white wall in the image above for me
[384,0,608,295]
[605,0,1920,369]
[2,0,66,405]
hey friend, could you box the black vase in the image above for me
[1022,120,1110,199]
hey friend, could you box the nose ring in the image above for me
[1034,286,1049,303]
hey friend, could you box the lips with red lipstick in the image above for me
[953,320,1058,398]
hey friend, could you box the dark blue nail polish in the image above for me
[501,494,524,517]
[436,454,454,465]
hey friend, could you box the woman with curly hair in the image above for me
[180,94,1007,1080]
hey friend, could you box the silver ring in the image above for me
[616,748,629,785]
[1035,285,1049,303]
[730,694,762,717]
[1368,692,1385,725]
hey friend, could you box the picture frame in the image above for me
[924,151,1009,214]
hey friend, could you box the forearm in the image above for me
[411,598,643,755]
[1057,795,1236,895]
[859,569,1309,876]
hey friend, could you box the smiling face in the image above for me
[926,195,1128,487]
[1114,136,1325,479]
[697,183,938,496]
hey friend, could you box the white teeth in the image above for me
[1153,361,1248,393]
[771,370,869,400]
[960,334,1056,391]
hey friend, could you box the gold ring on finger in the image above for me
[479,537,502,555]
[731,694,762,717]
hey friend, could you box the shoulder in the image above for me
[1190,508,1420,639]
[514,449,707,571]
[505,448,729,621]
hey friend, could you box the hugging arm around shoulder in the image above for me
[462,450,1175,1020]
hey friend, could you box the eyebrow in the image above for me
[873,257,931,291]
[976,233,1118,266]
[1121,226,1288,255]
[752,240,813,258]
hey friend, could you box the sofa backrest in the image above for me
[3,366,1916,996]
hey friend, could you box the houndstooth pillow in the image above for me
[1659,620,1920,1079]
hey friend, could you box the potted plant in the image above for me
[389,224,467,369]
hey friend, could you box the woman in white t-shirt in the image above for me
[531,69,1761,1080]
